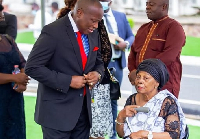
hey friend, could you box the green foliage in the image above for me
[188,125,200,139]
[16,31,35,44]
[24,96,43,139]
[181,36,200,57]
[127,18,135,29]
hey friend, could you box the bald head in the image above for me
[146,0,169,21]
[72,0,103,34]
[74,0,102,13]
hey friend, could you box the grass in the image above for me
[16,31,35,44]
[25,96,42,139]
[15,31,200,57]
[24,96,200,139]
[181,36,200,57]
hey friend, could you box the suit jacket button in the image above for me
[80,94,83,97]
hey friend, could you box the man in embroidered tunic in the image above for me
[128,0,186,98]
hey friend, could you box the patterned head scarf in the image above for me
[136,59,169,90]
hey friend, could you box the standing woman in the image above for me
[0,3,30,139]
[58,1,113,138]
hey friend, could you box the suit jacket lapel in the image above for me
[65,16,83,71]
[112,10,122,38]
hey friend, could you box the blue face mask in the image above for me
[31,10,37,15]
[100,1,110,11]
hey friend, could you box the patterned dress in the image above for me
[89,19,113,138]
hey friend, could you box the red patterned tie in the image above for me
[76,31,87,96]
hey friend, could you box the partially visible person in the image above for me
[28,2,52,39]
[99,0,135,138]
[128,0,186,98]
[0,4,30,139]
[58,0,113,138]
[51,2,59,21]
[25,0,104,138]
[116,59,187,139]
[0,0,17,40]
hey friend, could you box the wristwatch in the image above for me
[148,131,153,139]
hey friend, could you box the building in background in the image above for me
[3,0,200,16]
[112,0,200,16]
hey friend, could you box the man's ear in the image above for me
[108,1,112,7]
[162,4,168,11]
[77,8,83,18]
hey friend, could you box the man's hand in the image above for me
[84,71,100,89]
[128,69,137,85]
[114,41,127,50]
[70,76,87,89]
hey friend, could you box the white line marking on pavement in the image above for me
[178,99,200,105]
[182,74,200,79]
[27,83,38,88]
[23,92,37,97]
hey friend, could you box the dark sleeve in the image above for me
[159,96,180,139]
[98,19,112,68]
[98,19,112,84]
[92,31,105,82]
[25,25,71,93]
[128,40,137,71]
[5,13,17,40]
[124,94,136,107]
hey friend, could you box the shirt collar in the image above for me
[68,11,79,32]
[152,15,169,24]
[104,8,113,17]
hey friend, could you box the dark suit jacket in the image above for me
[112,10,134,69]
[25,15,104,131]
[4,12,17,40]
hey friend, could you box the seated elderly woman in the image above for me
[116,59,188,139]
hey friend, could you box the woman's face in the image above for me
[135,71,159,95]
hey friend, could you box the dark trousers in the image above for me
[108,59,123,139]
[42,97,90,139]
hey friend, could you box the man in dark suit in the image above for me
[0,0,17,40]
[99,0,134,138]
[25,0,104,138]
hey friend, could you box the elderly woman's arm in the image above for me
[116,104,140,137]
[129,96,181,139]
[116,109,126,138]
